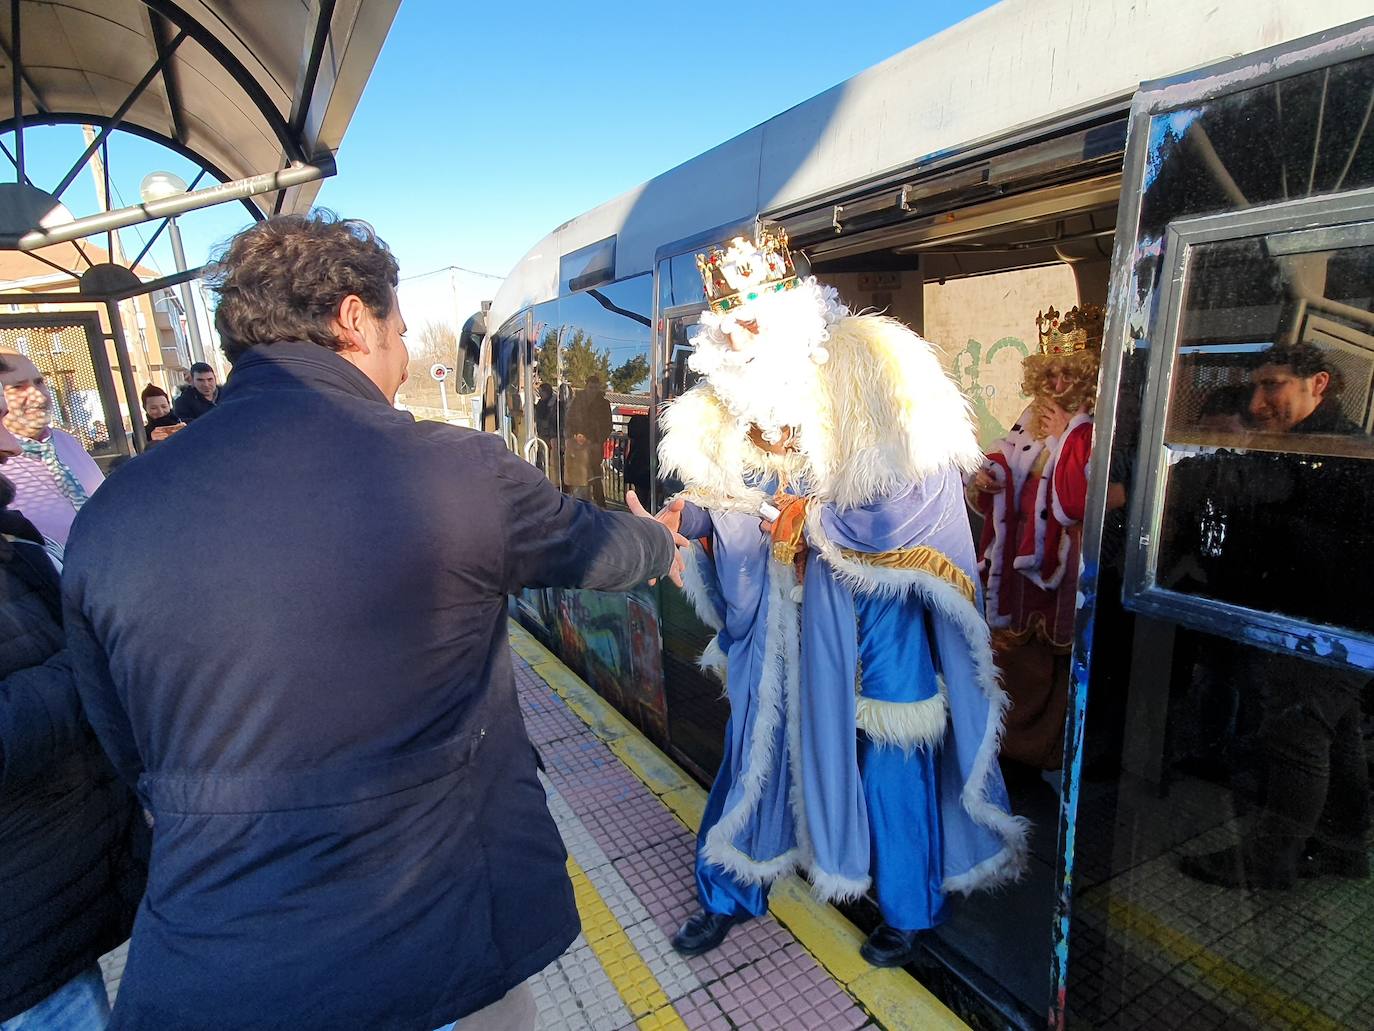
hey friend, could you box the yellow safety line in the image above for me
[510,620,968,1031]
[565,854,688,1031]
[1100,896,1346,1031]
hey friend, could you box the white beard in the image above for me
[688,279,847,443]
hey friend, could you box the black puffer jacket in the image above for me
[0,510,146,1020]
[172,385,217,422]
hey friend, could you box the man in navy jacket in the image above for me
[62,212,681,1030]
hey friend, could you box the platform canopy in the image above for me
[0,0,399,297]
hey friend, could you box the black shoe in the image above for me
[860,924,925,968]
[1298,844,1371,880]
[1178,846,1293,890]
[670,910,744,957]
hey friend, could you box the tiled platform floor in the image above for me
[515,652,875,1030]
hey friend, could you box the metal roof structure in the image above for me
[0,0,399,297]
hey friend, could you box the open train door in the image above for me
[1057,17,1374,1031]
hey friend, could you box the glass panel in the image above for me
[662,250,708,311]
[491,315,528,455]
[1137,57,1374,240]
[651,307,726,777]
[530,300,562,486]
[1154,232,1374,633]
[0,320,119,458]
[1071,51,1374,1031]
[559,235,616,293]
[545,275,651,510]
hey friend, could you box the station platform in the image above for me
[99,622,967,1030]
[506,623,965,1031]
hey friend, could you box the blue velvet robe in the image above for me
[679,467,1025,929]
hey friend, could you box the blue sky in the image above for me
[16,0,998,331]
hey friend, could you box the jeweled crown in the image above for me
[696,225,798,314]
[1036,304,1105,356]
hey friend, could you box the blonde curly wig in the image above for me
[1020,348,1101,418]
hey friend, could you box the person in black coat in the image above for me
[62,212,683,1031]
[0,454,147,1026]
[139,384,185,446]
[171,362,219,422]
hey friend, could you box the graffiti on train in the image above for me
[552,586,669,742]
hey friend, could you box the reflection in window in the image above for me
[1154,232,1374,633]
[534,275,651,509]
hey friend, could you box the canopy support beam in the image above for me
[52,31,188,200]
[3,157,335,251]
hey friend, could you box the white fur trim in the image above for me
[1015,412,1090,592]
[941,845,1025,896]
[657,314,984,516]
[856,680,948,753]
[1049,416,1092,530]
[678,543,724,632]
[698,636,727,682]
[805,315,985,509]
[700,559,805,883]
[805,508,1030,896]
[808,868,871,905]
[981,455,1013,630]
[659,385,801,508]
[704,840,801,886]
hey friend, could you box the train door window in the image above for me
[1067,27,1374,1031]
[530,300,562,486]
[1130,203,1374,641]
[486,311,528,447]
[553,275,651,510]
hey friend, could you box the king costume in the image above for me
[659,228,1027,964]
[972,306,1101,771]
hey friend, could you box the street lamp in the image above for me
[139,171,206,366]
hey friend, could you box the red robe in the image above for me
[976,409,1092,650]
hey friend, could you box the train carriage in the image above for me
[477,3,1374,1026]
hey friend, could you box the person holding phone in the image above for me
[140,385,185,446]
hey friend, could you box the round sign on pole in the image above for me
[430,363,448,383]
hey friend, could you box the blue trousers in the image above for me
[0,966,109,1031]
[695,592,946,932]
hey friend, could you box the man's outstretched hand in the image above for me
[627,490,688,588]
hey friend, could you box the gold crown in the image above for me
[696,225,798,314]
[1035,303,1105,356]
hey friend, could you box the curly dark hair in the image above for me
[1252,341,1344,395]
[206,210,399,362]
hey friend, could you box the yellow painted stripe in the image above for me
[565,855,687,1030]
[1102,896,1345,1031]
[510,620,968,1031]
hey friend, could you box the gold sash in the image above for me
[838,544,976,604]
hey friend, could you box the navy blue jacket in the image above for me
[63,342,674,1030]
[0,514,145,1021]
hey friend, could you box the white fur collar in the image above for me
[659,314,983,509]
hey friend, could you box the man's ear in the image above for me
[1311,369,1331,399]
[329,294,372,355]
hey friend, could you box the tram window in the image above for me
[544,275,651,510]
[1147,229,1374,635]
[669,339,700,399]
[530,301,562,485]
